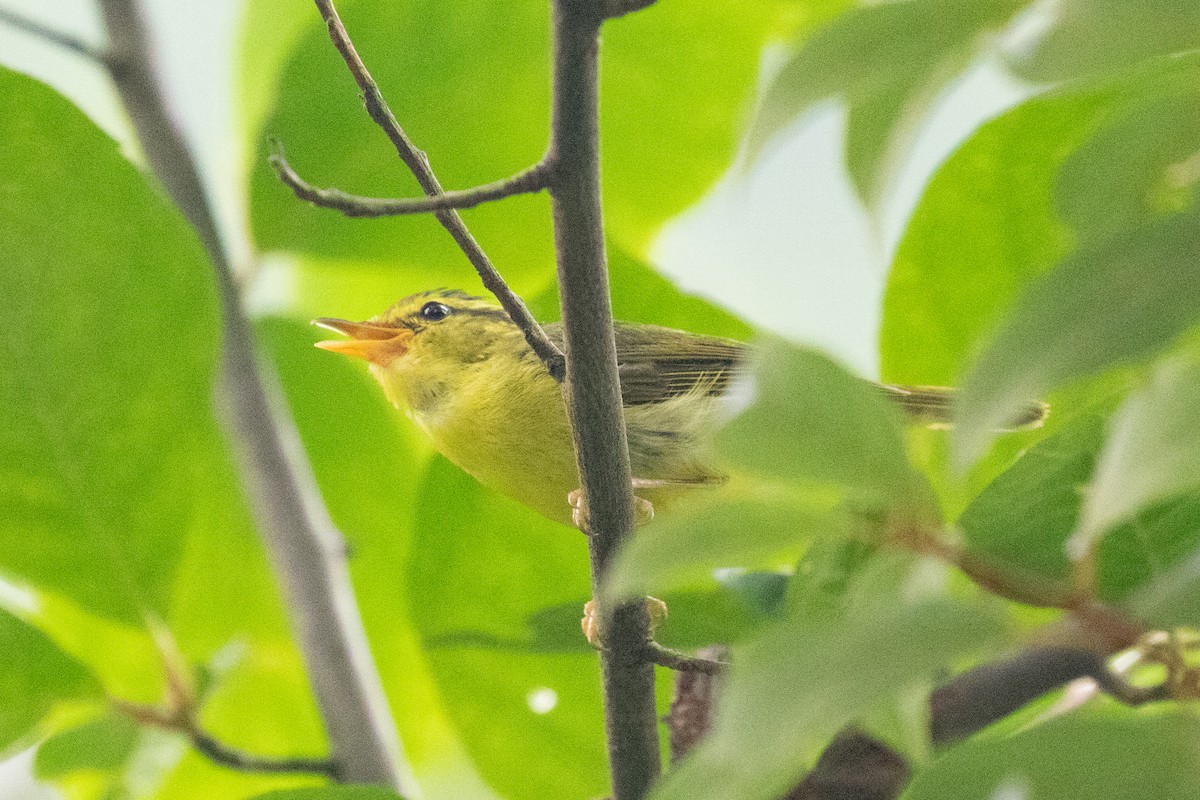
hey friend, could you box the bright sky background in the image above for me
[0,2,1031,793]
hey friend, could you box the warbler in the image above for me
[314,289,1045,527]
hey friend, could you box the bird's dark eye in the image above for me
[420,301,451,321]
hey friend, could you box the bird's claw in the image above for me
[581,597,668,648]
[568,489,655,534]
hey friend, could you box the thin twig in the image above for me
[546,2,661,799]
[94,0,406,789]
[114,698,338,778]
[0,7,108,62]
[309,0,565,381]
[644,641,728,675]
[891,521,1147,652]
[271,146,551,217]
[191,730,339,778]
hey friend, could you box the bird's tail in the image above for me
[875,383,1048,431]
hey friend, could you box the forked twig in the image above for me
[306,0,566,380]
[271,143,551,217]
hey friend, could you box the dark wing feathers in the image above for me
[545,321,746,407]
[542,322,1049,428]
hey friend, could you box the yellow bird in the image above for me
[313,289,1045,527]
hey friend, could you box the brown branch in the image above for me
[545,2,660,799]
[0,7,108,62]
[891,522,1147,652]
[930,645,1168,747]
[270,147,551,217]
[308,0,565,381]
[786,729,909,800]
[94,0,405,789]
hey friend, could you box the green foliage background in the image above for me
[2,1,1200,799]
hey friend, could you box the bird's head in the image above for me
[313,289,524,410]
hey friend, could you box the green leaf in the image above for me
[248,0,791,280]
[1053,59,1200,242]
[784,535,878,619]
[235,0,320,178]
[880,86,1116,387]
[906,710,1200,800]
[604,486,842,602]
[746,0,1026,203]
[1073,351,1200,555]
[260,319,501,797]
[430,581,777,655]
[0,609,98,754]
[250,788,403,800]
[652,555,1004,800]
[953,205,1200,465]
[34,711,139,778]
[405,459,609,800]
[527,244,754,341]
[0,68,249,624]
[959,413,1200,607]
[1010,0,1200,84]
[717,339,923,509]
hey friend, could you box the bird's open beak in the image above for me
[312,318,414,366]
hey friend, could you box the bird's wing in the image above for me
[544,322,746,407]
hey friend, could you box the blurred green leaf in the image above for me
[406,458,607,800]
[906,710,1200,800]
[260,319,504,797]
[0,609,98,754]
[1054,59,1200,241]
[784,535,877,619]
[605,486,842,602]
[718,339,926,511]
[657,582,785,648]
[653,555,1004,800]
[881,60,1200,515]
[1074,351,1200,555]
[236,0,320,177]
[880,86,1115,387]
[527,245,754,341]
[1010,0,1200,84]
[250,788,402,800]
[248,0,791,282]
[959,413,1200,607]
[954,205,1200,465]
[249,0,553,287]
[0,68,251,624]
[430,581,777,655]
[959,415,1105,593]
[746,0,1027,202]
[34,711,138,778]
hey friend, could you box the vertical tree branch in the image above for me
[546,2,661,798]
[95,0,406,789]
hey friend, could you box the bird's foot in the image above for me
[581,597,668,648]
[568,488,655,533]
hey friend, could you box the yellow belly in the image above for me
[408,355,725,526]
